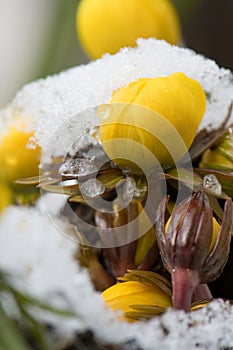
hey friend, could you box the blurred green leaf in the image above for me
[0,271,77,350]
[0,304,31,350]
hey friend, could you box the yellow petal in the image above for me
[199,149,233,170]
[134,202,157,266]
[99,73,206,172]
[76,0,181,59]
[209,218,220,253]
[102,280,172,320]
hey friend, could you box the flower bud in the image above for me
[76,0,181,59]
[99,73,206,172]
[0,117,41,189]
[156,190,232,311]
[0,115,41,207]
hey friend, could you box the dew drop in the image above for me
[120,177,143,202]
[80,179,105,198]
[58,158,97,177]
[203,174,222,196]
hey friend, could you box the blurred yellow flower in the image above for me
[0,115,41,209]
[99,72,206,172]
[199,149,233,170]
[0,121,41,188]
[199,128,233,170]
[0,182,13,214]
[102,280,172,322]
[76,0,181,59]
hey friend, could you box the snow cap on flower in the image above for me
[99,72,206,172]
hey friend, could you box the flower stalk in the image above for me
[171,268,199,311]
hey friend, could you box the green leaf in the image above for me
[0,304,31,350]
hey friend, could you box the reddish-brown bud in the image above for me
[156,190,232,311]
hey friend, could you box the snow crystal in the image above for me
[1,38,233,163]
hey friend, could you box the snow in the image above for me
[1,38,233,163]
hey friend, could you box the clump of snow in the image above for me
[1,38,233,162]
[1,206,233,349]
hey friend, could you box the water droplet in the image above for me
[58,158,97,177]
[120,177,143,202]
[80,179,105,198]
[87,144,108,161]
[69,126,100,156]
[203,174,222,196]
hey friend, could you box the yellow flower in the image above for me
[0,182,13,214]
[0,115,41,207]
[102,280,172,322]
[99,72,206,172]
[76,0,181,59]
[0,118,41,191]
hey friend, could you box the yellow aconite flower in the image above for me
[102,281,172,322]
[0,183,13,214]
[99,72,206,172]
[0,120,41,189]
[76,0,181,59]
[0,116,41,208]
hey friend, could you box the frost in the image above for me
[1,38,233,162]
